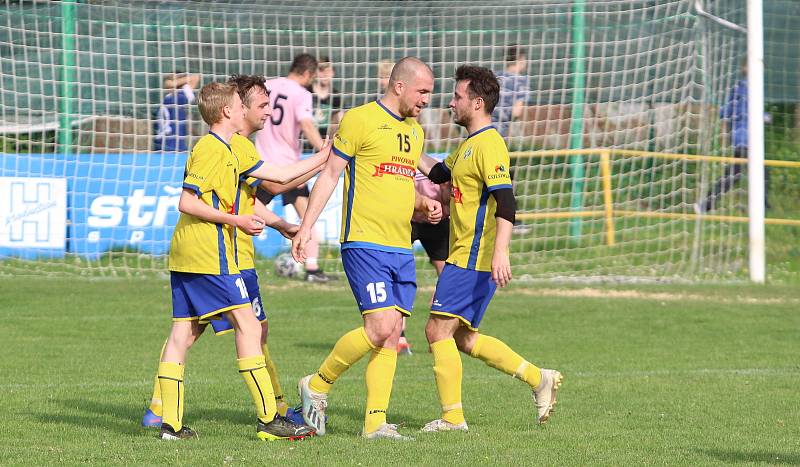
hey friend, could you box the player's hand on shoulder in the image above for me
[237,214,265,236]
[491,251,512,288]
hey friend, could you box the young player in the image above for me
[417,66,563,433]
[151,81,326,441]
[142,75,326,429]
[291,57,442,440]
[255,54,330,282]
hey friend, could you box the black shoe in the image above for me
[257,415,316,441]
[305,269,332,283]
[159,423,197,440]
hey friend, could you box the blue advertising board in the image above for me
[2,152,288,261]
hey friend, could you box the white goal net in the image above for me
[1,0,797,280]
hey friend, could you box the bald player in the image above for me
[292,57,442,440]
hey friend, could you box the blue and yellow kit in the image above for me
[168,132,262,275]
[332,100,425,253]
[442,126,512,271]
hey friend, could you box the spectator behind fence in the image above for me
[695,59,771,214]
[153,72,200,152]
[310,56,345,139]
[492,45,530,140]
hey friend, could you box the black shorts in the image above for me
[411,219,450,262]
[281,185,310,206]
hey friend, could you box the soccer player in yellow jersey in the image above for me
[291,57,442,440]
[143,75,326,431]
[417,66,563,432]
[153,81,328,441]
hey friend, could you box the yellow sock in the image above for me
[431,338,465,425]
[261,343,288,416]
[148,341,168,416]
[309,327,375,394]
[363,347,397,434]
[238,355,277,424]
[157,361,184,430]
[470,334,542,388]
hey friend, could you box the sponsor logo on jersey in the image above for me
[377,123,392,130]
[451,186,463,204]
[411,127,419,141]
[495,164,506,173]
[372,163,415,178]
[335,133,348,145]
[463,147,473,160]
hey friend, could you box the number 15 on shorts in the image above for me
[366,282,387,304]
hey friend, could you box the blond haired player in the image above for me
[150,81,327,441]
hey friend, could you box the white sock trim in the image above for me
[513,361,530,380]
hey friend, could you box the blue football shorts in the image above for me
[341,248,417,316]
[170,271,251,323]
[429,263,497,331]
[201,269,266,336]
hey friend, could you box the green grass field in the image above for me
[3,276,800,466]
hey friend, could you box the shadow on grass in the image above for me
[293,341,338,351]
[697,448,800,465]
[31,398,255,436]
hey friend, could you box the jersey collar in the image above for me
[209,131,232,151]
[467,125,495,139]
[376,99,404,122]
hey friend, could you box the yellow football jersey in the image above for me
[444,126,512,271]
[230,134,262,271]
[332,100,424,253]
[169,132,263,275]
[235,176,260,271]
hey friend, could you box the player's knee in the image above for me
[365,317,399,346]
[168,327,197,350]
[453,328,478,354]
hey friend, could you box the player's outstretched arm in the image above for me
[258,162,324,196]
[178,188,264,235]
[419,153,451,184]
[291,153,349,262]
[252,198,298,239]
[300,118,325,151]
[417,153,439,176]
[249,137,331,184]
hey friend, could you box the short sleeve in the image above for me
[443,148,458,174]
[183,149,223,196]
[239,146,263,176]
[477,140,512,192]
[296,90,314,123]
[332,109,362,161]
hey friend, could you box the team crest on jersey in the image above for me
[463,147,473,160]
[451,186,463,204]
[373,162,415,179]
[411,127,419,141]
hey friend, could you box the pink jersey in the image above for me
[255,77,314,166]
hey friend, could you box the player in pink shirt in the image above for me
[255,54,330,282]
